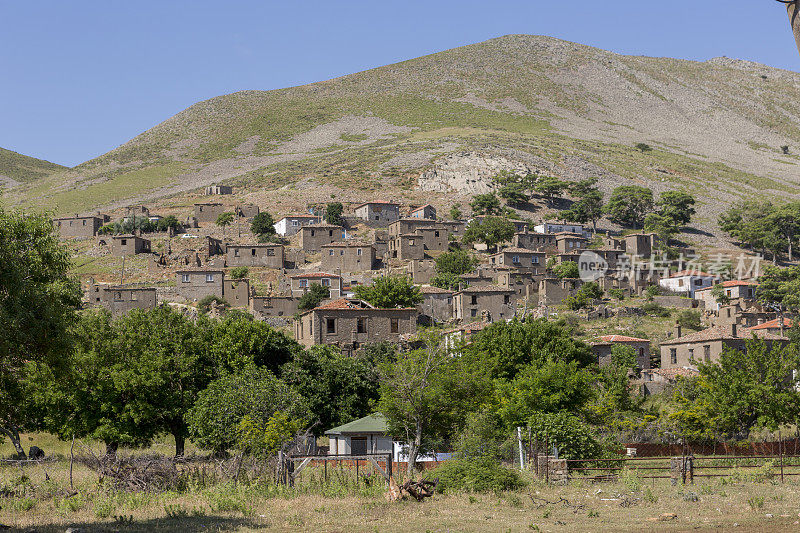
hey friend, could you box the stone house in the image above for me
[53,214,108,238]
[251,295,299,319]
[496,268,541,303]
[321,242,376,272]
[443,321,491,350]
[110,234,151,256]
[205,185,232,195]
[747,317,794,336]
[417,286,453,325]
[534,221,590,238]
[175,269,250,306]
[538,277,583,305]
[512,230,557,251]
[88,284,157,316]
[409,259,436,284]
[695,280,758,311]
[623,233,660,259]
[354,201,400,225]
[273,214,323,237]
[555,233,588,254]
[193,203,226,224]
[488,247,545,273]
[659,270,716,298]
[660,323,790,369]
[290,272,343,298]
[294,298,417,353]
[299,224,347,252]
[452,284,515,323]
[590,335,651,369]
[409,204,436,220]
[225,244,284,268]
[389,234,425,261]
[236,204,260,219]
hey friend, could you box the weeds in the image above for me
[747,496,765,511]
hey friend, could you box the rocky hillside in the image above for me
[5,34,800,242]
[0,147,65,190]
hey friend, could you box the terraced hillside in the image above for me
[5,34,800,239]
[0,147,65,190]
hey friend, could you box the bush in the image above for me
[644,285,660,300]
[433,458,524,494]
[641,301,670,317]
[676,310,702,331]
[198,295,229,314]
[229,266,249,280]
[527,411,604,461]
[609,288,626,300]
[297,283,329,310]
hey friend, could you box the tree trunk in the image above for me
[1,426,26,459]
[787,1,800,59]
[406,419,423,477]
[174,433,186,458]
[105,442,119,456]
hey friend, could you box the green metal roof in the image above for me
[324,413,387,435]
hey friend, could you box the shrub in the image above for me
[229,266,249,280]
[527,411,604,461]
[676,310,702,331]
[644,285,660,300]
[198,295,230,314]
[609,288,626,300]
[641,301,670,317]
[297,283,329,310]
[433,458,524,494]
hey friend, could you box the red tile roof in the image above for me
[721,280,758,287]
[593,335,650,344]
[290,272,341,279]
[315,298,374,310]
[748,318,794,330]
[653,368,700,380]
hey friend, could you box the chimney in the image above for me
[729,323,738,338]
[674,324,682,338]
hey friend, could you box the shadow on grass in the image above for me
[20,515,271,533]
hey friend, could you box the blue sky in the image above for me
[1,0,798,167]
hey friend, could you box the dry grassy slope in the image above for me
[0,147,65,189]
[6,34,800,233]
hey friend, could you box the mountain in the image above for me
[6,34,800,241]
[0,147,66,189]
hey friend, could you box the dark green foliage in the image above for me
[676,310,703,331]
[498,183,528,206]
[644,285,660,300]
[429,272,462,291]
[448,205,462,220]
[297,283,330,310]
[604,186,654,229]
[435,249,477,276]
[635,143,652,152]
[609,288,626,300]
[198,295,229,314]
[551,261,579,279]
[210,314,303,374]
[216,212,234,227]
[719,200,787,261]
[433,458,524,494]
[644,212,680,242]
[641,301,671,317]
[229,266,249,280]
[527,411,604,460]
[564,180,604,232]
[354,275,422,308]
[564,282,603,310]
[534,176,569,205]
[463,318,596,381]
[469,193,502,215]
[187,365,309,454]
[656,191,695,226]
[281,345,380,436]
[758,265,800,311]
[462,216,515,250]
[324,202,344,226]
[250,212,276,236]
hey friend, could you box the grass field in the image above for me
[3,434,800,532]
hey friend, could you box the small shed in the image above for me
[325,414,393,456]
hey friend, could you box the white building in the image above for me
[273,214,322,236]
[534,222,590,238]
[659,270,716,298]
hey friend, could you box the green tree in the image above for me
[635,143,652,152]
[379,333,488,474]
[498,183,529,207]
[324,202,344,226]
[552,260,579,279]
[281,345,381,435]
[187,365,309,454]
[710,284,731,306]
[670,339,800,440]
[463,318,596,381]
[250,212,276,237]
[354,275,422,308]
[657,191,696,226]
[210,315,303,374]
[155,215,181,233]
[435,249,477,276]
[719,200,783,262]
[757,265,800,312]
[564,282,603,310]
[768,202,800,262]
[534,176,569,206]
[0,209,81,457]
[197,294,229,314]
[604,186,654,229]
[449,205,463,220]
[429,272,462,291]
[643,212,680,242]
[676,310,703,331]
[297,283,330,310]
[229,266,249,279]
[469,193,502,216]
[462,216,515,251]
[526,411,604,460]
[216,212,234,238]
[564,187,604,233]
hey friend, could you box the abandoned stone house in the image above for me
[408,259,436,284]
[290,272,343,298]
[298,224,347,252]
[452,284,515,323]
[488,247,545,273]
[274,214,323,236]
[443,321,490,350]
[354,201,400,225]
[321,242,376,272]
[695,280,758,311]
[88,284,157,316]
[193,203,226,224]
[54,214,109,238]
[409,204,436,220]
[496,268,541,303]
[294,298,417,353]
[225,244,284,268]
[590,335,651,370]
[205,185,232,195]
[110,234,151,256]
[512,230,557,251]
[175,269,250,306]
[389,234,425,261]
[660,323,790,369]
[555,233,588,254]
[417,286,454,325]
[236,204,260,219]
[538,277,583,305]
[623,233,660,259]
[251,295,299,319]
[748,317,794,335]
